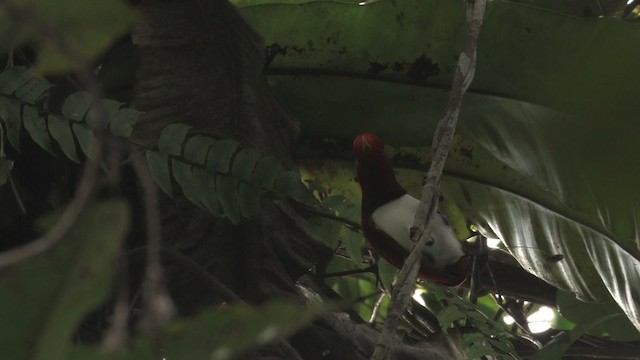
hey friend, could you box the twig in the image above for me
[370,1,487,358]
[292,201,362,230]
[101,245,131,352]
[319,263,378,279]
[130,146,176,330]
[369,292,387,324]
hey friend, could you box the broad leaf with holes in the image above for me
[241,0,640,335]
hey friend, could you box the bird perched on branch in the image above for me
[353,133,470,286]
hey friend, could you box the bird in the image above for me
[353,133,470,286]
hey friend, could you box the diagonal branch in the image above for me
[371,1,487,358]
[129,145,176,330]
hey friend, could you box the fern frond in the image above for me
[0,66,316,224]
[148,122,314,224]
[0,67,141,163]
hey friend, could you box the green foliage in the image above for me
[0,65,329,357]
[305,215,343,249]
[0,97,22,150]
[23,105,54,154]
[231,0,373,6]
[247,0,640,337]
[0,0,137,74]
[425,284,519,359]
[0,67,312,225]
[65,301,329,360]
[323,195,364,263]
[0,199,130,360]
[0,68,139,164]
[48,115,80,162]
[324,255,383,320]
[158,123,192,156]
[147,122,310,224]
[297,184,367,268]
[62,92,94,121]
[556,290,640,341]
[532,312,619,360]
[183,135,215,165]
[207,139,240,172]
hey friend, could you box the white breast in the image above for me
[371,194,463,270]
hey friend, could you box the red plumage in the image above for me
[353,133,470,286]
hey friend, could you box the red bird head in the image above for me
[353,133,385,162]
[352,133,469,286]
[353,133,404,211]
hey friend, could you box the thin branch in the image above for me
[292,201,362,230]
[371,1,487,358]
[101,148,129,351]
[130,145,176,330]
[369,292,387,323]
[101,245,131,352]
[469,235,486,305]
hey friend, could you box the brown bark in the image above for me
[129,0,323,301]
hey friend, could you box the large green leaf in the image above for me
[0,199,130,360]
[244,0,638,119]
[242,0,640,333]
